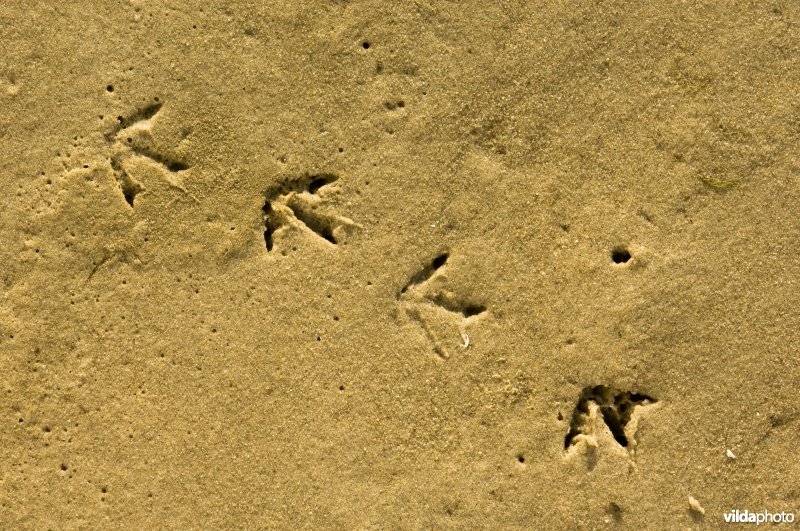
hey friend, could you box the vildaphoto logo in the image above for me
[723,509,795,525]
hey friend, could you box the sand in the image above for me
[1,1,799,529]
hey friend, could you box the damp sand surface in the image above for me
[1,2,799,528]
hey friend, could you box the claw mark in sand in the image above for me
[563,385,658,469]
[128,144,190,174]
[400,252,448,295]
[105,100,194,207]
[262,173,357,253]
[104,102,163,142]
[110,156,144,207]
[398,252,487,360]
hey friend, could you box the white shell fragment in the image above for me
[688,496,705,515]
[726,449,736,459]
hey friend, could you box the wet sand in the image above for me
[1,1,799,528]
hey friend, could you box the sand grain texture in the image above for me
[1,1,799,529]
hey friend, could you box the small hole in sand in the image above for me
[106,85,114,93]
[462,305,486,317]
[611,247,631,264]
